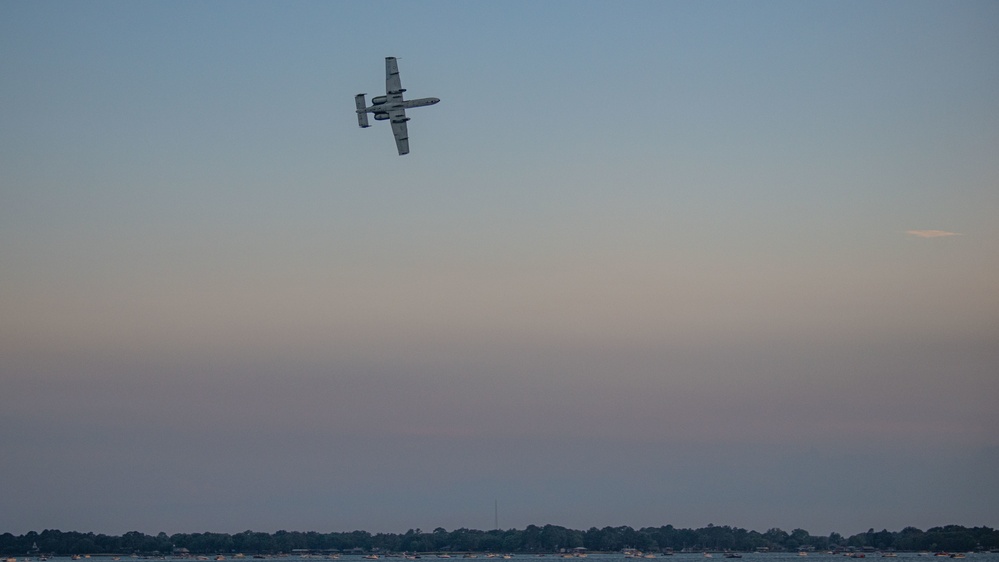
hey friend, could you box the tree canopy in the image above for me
[2,525,997,556]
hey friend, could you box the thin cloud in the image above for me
[906,230,961,238]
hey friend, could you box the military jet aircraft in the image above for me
[355,57,439,155]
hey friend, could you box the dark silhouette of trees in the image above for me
[2,525,997,556]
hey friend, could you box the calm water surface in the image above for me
[241,555,999,562]
[27,552,999,562]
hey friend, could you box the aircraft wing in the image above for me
[390,114,410,155]
[386,57,403,94]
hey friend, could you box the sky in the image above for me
[2,0,998,538]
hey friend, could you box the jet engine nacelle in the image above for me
[373,112,390,120]
[371,96,388,105]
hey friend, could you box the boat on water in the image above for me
[723,554,742,559]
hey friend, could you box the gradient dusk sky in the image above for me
[2,0,997,537]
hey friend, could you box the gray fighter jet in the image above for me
[355,57,440,155]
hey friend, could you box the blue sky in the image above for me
[2,0,998,537]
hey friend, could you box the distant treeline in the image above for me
[3,525,998,556]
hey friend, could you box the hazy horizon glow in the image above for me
[2,0,997,537]
[906,230,961,238]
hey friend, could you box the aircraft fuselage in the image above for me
[362,96,440,115]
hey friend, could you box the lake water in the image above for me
[311,555,996,561]
[317,554,999,562]
[149,554,999,562]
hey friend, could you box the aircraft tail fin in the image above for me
[355,94,370,128]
